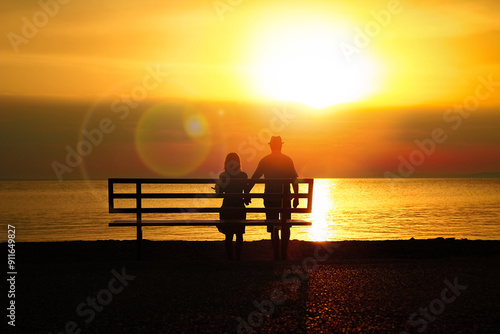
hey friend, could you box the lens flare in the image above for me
[135,103,212,177]
[184,113,208,138]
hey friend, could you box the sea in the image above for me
[1,178,499,243]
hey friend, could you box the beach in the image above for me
[5,239,500,333]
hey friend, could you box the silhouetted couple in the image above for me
[215,136,299,260]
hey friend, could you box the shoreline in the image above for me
[9,238,500,264]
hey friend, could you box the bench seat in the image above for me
[109,219,312,227]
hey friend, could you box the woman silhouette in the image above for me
[215,153,250,260]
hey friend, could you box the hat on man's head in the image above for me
[268,136,284,145]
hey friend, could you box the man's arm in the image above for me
[251,160,264,180]
[247,160,264,193]
[289,158,299,208]
[292,180,299,208]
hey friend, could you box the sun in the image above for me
[249,23,378,109]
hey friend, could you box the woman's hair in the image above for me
[224,152,241,174]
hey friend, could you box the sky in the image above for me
[1,0,499,180]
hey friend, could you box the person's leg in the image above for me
[265,200,281,260]
[235,233,243,260]
[272,228,280,260]
[225,233,234,260]
[280,226,290,260]
[280,201,292,260]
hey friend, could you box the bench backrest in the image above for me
[108,178,314,219]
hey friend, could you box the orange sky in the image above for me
[1,0,499,179]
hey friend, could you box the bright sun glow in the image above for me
[309,179,334,241]
[250,23,378,109]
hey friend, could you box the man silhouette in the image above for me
[251,136,299,260]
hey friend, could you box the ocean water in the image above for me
[1,178,499,242]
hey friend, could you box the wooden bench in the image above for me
[108,178,314,259]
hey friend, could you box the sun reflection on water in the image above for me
[309,179,335,241]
